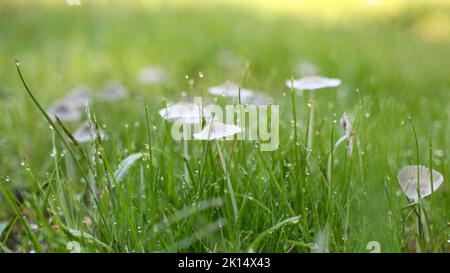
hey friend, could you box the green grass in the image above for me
[0,0,449,252]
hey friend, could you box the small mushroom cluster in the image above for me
[47,83,124,143]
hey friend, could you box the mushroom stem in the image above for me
[215,140,238,224]
[327,134,347,183]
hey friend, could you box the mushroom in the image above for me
[65,85,92,109]
[159,101,210,187]
[72,122,105,143]
[208,81,254,100]
[47,100,81,122]
[339,112,355,156]
[193,121,243,140]
[285,75,342,153]
[101,82,128,101]
[159,101,207,124]
[327,112,355,182]
[193,121,243,223]
[397,165,444,202]
[285,76,341,90]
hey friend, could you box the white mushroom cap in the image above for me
[193,121,243,140]
[65,86,92,108]
[159,101,209,124]
[101,82,128,101]
[47,100,81,122]
[397,165,444,202]
[137,66,167,85]
[73,122,105,143]
[286,76,341,90]
[208,81,254,99]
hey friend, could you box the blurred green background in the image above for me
[0,0,449,252]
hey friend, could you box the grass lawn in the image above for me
[0,0,449,252]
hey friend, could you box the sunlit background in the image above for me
[0,0,449,252]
